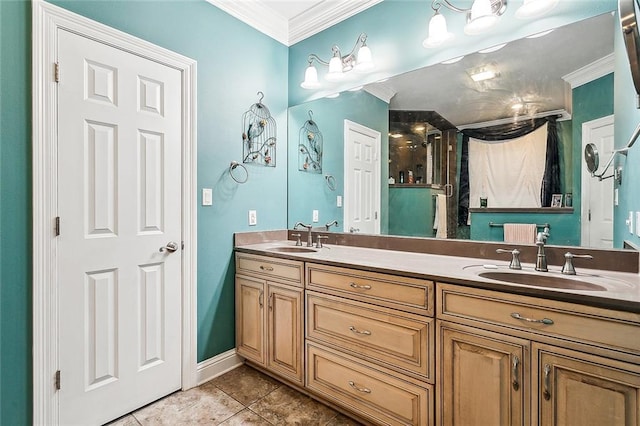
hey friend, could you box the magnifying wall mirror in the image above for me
[584,143,600,174]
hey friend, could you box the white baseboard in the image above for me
[196,349,244,385]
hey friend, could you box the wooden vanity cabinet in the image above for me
[305,263,435,426]
[235,253,304,385]
[437,282,640,426]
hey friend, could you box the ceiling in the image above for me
[208,1,615,128]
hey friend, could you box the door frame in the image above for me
[343,119,381,234]
[32,1,198,424]
[581,114,614,246]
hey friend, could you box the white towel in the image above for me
[436,194,448,238]
[503,223,537,244]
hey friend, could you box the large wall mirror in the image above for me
[287,11,616,249]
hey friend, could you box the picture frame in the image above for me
[551,194,563,208]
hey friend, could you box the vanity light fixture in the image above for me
[301,33,374,90]
[423,0,507,48]
[515,0,559,19]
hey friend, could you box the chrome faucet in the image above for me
[325,220,339,231]
[293,222,313,247]
[535,226,550,272]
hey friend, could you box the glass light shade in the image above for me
[354,45,374,72]
[423,12,454,48]
[516,0,559,19]
[465,0,499,35]
[325,55,345,81]
[300,64,320,89]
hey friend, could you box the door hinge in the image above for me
[54,370,61,390]
[54,62,60,83]
[55,217,60,236]
[588,209,592,221]
[181,241,185,250]
[374,211,378,220]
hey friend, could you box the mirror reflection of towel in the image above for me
[435,194,448,238]
[503,223,536,244]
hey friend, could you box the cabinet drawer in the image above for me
[236,253,303,285]
[306,343,433,426]
[307,292,433,381]
[306,263,434,315]
[437,283,640,355]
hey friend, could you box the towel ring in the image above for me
[229,161,248,184]
[324,175,336,191]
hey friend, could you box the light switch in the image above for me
[248,210,257,226]
[636,212,640,237]
[337,196,343,207]
[202,188,212,206]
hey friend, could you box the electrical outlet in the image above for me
[202,188,212,206]
[312,210,319,222]
[337,195,342,207]
[248,210,257,226]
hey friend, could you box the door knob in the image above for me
[159,241,179,253]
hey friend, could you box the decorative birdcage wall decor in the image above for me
[298,111,323,173]
[242,91,277,166]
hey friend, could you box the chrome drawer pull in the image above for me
[259,265,274,271]
[349,326,372,336]
[511,312,554,325]
[349,282,372,290]
[348,381,371,394]
[543,364,551,401]
[259,290,264,308]
[512,355,520,391]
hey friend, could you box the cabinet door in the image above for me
[267,283,303,384]
[438,322,529,426]
[534,343,640,426]
[236,275,265,364]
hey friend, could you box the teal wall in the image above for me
[1,0,32,423]
[614,6,640,247]
[1,0,288,422]
[287,91,388,232]
[388,187,439,237]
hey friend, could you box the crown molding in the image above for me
[289,0,383,45]
[562,53,615,88]
[207,0,382,46]
[364,83,396,103]
[206,0,290,45]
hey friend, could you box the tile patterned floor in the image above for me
[106,364,363,425]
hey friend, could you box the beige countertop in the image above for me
[235,240,640,313]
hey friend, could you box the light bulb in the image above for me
[423,11,454,48]
[300,64,320,89]
[326,55,344,82]
[465,0,499,35]
[355,45,374,72]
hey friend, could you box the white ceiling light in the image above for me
[516,0,559,19]
[467,64,500,82]
[301,33,374,90]
[424,0,507,48]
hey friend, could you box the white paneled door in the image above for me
[57,29,182,425]
[581,115,614,249]
[344,120,381,234]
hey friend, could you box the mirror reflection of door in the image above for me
[344,120,381,234]
[581,115,614,248]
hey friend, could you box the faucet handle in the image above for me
[561,252,593,275]
[496,248,522,270]
[315,235,328,248]
[291,233,302,246]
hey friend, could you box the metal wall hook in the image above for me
[229,161,249,184]
[257,91,264,104]
[325,175,336,191]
